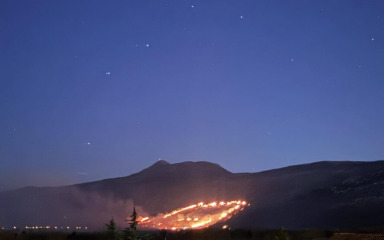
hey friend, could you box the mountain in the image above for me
[1,160,384,230]
[229,161,384,229]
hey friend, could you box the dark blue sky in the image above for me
[1,0,383,191]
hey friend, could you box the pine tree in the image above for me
[123,206,139,240]
[129,206,138,230]
[106,218,117,240]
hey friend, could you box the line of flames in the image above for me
[138,200,249,231]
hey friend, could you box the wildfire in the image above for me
[138,200,249,231]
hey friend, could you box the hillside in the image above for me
[1,160,384,230]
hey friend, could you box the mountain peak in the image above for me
[153,159,170,166]
[135,160,231,179]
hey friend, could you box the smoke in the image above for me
[60,187,142,229]
[0,186,148,230]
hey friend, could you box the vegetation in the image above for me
[0,228,379,240]
[3,221,384,240]
[121,206,141,240]
[274,227,290,240]
[108,206,151,240]
[106,218,118,240]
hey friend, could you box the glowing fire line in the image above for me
[138,200,249,231]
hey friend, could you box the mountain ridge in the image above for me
[5,160,383,191]
[1,160,384,230]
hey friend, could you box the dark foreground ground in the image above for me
[1,228,384,240]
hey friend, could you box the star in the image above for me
[240,15,244,19]
[290,58,294,62]
[191,5,194,8]
[371,37,375,41]
[106,72,111,75]
[87,142,91,145]
[146,44,150,47]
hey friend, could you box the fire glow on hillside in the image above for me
[138,200,249,231]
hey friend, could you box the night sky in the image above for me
[1,1,383,191]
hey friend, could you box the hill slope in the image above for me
[1,160,384,230]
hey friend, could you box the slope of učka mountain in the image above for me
[76,160,249,215]
[229,161,384,229]
[1,160,384,230]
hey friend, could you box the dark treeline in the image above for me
[2,228,384,240]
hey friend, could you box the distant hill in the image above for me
[1,160,384,230]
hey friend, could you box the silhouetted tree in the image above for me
[106,218,118,240]
[274,227,290,240]
[123,206,139,240]
[129,206,138,230]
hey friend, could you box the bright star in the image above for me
[146,44,150,47]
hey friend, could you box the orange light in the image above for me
[138,200,248,230]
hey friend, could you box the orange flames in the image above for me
[137,200,249,230]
